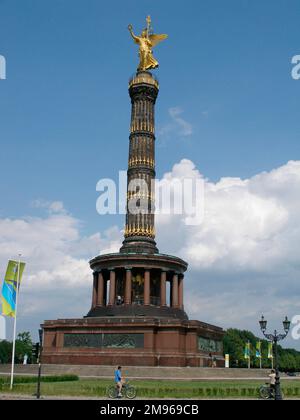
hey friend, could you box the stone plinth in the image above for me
[42,317,224,367]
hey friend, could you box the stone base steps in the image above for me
[0,364,273,380]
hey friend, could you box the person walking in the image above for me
[269,369,276,397]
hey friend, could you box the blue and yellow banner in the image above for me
[268,342,273,359]
[1,260,25,318]
[244,342,251,359]
[256,341,261,358]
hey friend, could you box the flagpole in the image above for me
[248,341,251,369]
[10,254,21,390]
[260,355,262,369]
[269,342,274,369]
[249,341,251,369]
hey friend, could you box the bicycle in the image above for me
[107,381,137,399]
[259,383,275,399]
[259,383,284,400]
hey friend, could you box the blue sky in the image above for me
[0,0,300,347]
[1,0,299,233]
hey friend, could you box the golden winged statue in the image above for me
[128,16,168,71]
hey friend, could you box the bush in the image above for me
[218,388,225,397]
[205,388,212,397]
[198,388,204,397]
[240,388,247,397]
[211,388,218,396]
[1,378,299,399]
[284,387,293,397]
[0,374,79,385]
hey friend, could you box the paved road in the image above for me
[1,372,299,381]
[2,392,300,401]
[0,393,260,400]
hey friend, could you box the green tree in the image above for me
[0,332,33,364]
[223,328,300,372]
[15,331,33,364]
[0,340,12,364]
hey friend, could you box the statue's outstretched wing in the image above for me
[149,34,168,47]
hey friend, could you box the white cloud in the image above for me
[158,107,193,139]
[169,107,193,136]
[31,199,67,214]
[155,159,300,348]
[156,159,300,272]
[0,315,6,340]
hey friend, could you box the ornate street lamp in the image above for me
[259,315,291,400]
[283,317,291,334]
[259,316,267,333]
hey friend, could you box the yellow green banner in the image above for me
[1,260,25,317]
[244,342,251,359]
[268,342,273,359]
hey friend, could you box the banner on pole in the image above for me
[225,354,230,368]
[244,342,251,359]
[1,260,25,317]
[256,341,262,358]
[268,342,273,359]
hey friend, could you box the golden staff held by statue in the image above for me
[128,16,168,71]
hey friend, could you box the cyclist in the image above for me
[114,366,123,398]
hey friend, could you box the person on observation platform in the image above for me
[114,366,124,397]
[116,295,122,305]
[212,356,217,368]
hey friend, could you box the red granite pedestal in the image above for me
[42,317,224,367]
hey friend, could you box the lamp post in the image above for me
[259,315,291,400]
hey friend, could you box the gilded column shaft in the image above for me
[121,71,159,254]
